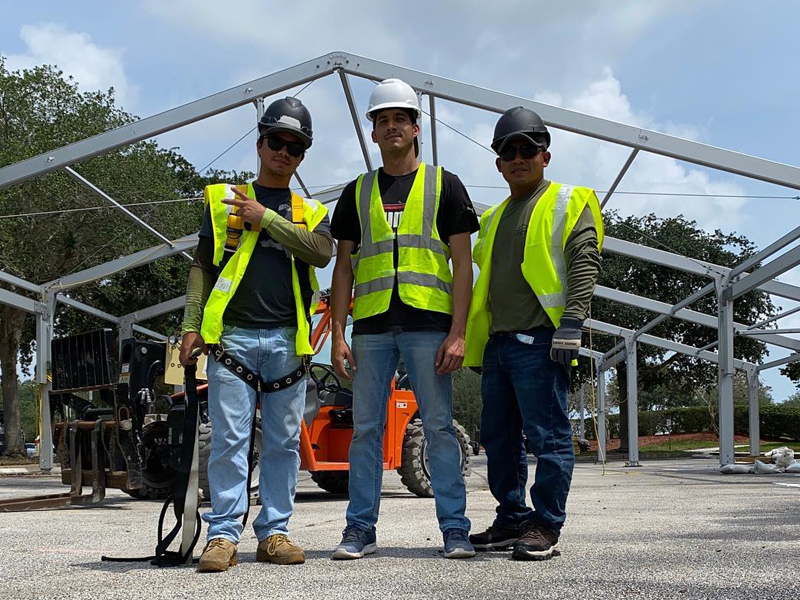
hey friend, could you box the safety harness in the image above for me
[208,344,307,393]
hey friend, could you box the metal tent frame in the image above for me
[2,51,800,471]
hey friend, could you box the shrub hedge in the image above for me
[578,404,800,441]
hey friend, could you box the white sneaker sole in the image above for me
[332,542,377,560]
[444,547,477,559]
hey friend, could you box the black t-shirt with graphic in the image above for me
[331,167,479,335]
[198,184,331,328]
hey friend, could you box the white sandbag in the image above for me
[720,463,752,474]
[768,446,795,469]
[754,460,781,474]
[785,461,800,473]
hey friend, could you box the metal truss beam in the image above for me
[600,148,639,209]
[338,70,373,172]
[595,285,800,352]
[44,234,199,293]
[757,351,800,372]
[428,95,439,165]
[0,270,41,294]
[64,167,190,259]
[0,56,336,189]
[604,237,800,303]
[56,295,119,323]
[587,318,754,371]
[0,288,46,314]
[729,243,800,300]
[121,295,186,323]
[340,55,800,191]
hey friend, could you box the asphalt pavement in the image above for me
[1,456,799,600]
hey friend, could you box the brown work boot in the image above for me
[197,538,238,572]
[511,523,560,561]
[256,534,306,565]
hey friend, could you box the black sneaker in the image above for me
[468,524,523,551]
[511,524,559,561]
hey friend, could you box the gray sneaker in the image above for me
[332,525,377,560]
[443,528,476,559]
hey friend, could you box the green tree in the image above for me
[0,57,251,454]
[575,211,776,450]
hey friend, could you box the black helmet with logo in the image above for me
[258,97,313,149]
[491,107,550,154]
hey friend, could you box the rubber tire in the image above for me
[398,418,472,498]
[198,419,263,501]
[310,470,350,495]
[123,421,177,500]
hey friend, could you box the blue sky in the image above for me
[3,1,800,398]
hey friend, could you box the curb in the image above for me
[0,465,61,475]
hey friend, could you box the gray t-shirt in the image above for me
[488,180,600,334]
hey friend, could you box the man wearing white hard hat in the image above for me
[329,78,479,559]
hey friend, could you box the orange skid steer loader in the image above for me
[148,291,471,501]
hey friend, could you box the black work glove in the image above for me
[550,317,583,366]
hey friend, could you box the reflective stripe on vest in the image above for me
[463,182,604,367]
[351,163,453,321]
[199,183,328,355]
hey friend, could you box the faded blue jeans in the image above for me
[203,325,306,544]
[346,329,470,533]
[480,328,573,533]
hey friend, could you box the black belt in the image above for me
[209,344,307,393]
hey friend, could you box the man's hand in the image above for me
[435,332,465,375]
[180,331,207,367]
[221,187,267,227]
[551,317,583,367]
[332,337,357,381]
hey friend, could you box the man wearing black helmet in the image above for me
[179,97,333,572]
[464,107,604,560]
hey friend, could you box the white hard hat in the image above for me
[366,78,421,121]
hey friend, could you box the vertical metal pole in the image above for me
[37,292,56,471]
[338,70,373,172]
[255,98,265,175]
[717,287,736,466]
[118,315,134,354]
[578,384,585,439]
[428,95,439,166]
[596,363,607,464]
[747,368,760,457]
[625,335,640,467]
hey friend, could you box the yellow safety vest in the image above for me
[351,163,453,321]
[199,182,328,355]
[463,182,604,367]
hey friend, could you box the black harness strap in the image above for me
[102,366,204,567]
[208,344,306,393]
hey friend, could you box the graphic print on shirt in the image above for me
[258,202,291,257]
[384,203,405,231]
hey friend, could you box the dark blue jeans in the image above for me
[480,328,573,533]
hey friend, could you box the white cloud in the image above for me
[5,23,135,109]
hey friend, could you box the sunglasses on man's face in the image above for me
[499,143,542,162]
[263,135,305,158]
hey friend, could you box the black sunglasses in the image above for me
[499,143,542,162]
[262,135,305,158]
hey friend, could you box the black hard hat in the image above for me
[491,107,550,154]
[258,97,313,149]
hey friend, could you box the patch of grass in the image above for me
[639,439,724,452]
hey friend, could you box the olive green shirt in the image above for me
[488,179,601,334]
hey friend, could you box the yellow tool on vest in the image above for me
[224,186,306,252]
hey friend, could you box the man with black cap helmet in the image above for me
[179,96,333,572]
[464,106,604,560]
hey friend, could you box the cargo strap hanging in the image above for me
[208,344,307,393]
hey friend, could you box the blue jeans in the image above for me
[481,328,573,533]
[346,329,470,533]
[203,325,306,543]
